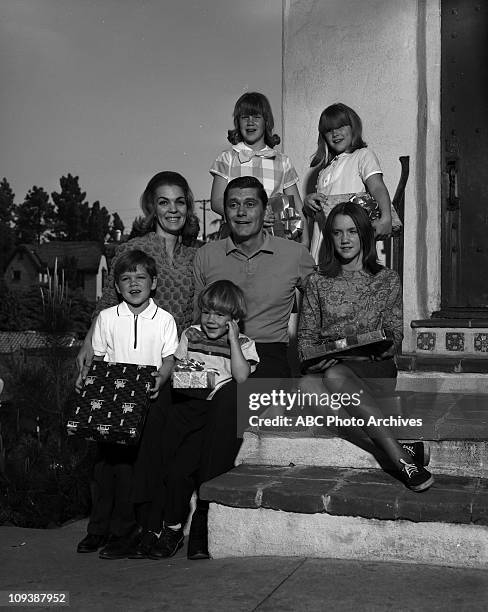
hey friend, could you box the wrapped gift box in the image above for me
[301,329,393,370]
[319,192,402,235]
[171,358,216,392]
[66,361,156,445]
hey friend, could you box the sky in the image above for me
[0,0,282,236]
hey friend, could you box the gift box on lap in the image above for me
[301,329,393,370]
[66,361,156,445]
[171,359,216,398]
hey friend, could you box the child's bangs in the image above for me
[235,98,265,118]
[199,293,231,316]
[320,108,350,133]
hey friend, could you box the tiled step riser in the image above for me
[208,505,488,569]
[413,327,488,357]
[237,433,488,478]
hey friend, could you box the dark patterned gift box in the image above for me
[67,361,156,445]
[301,329,393,370]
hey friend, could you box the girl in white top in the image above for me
[305,103,394,263]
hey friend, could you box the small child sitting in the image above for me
[137,280,259,560]
[75,249,178,559]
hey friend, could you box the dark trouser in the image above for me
[87,443,138,537]
[163,343,291,523]
[163,381,240,525]
[252,342,291,378]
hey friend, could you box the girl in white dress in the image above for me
[305,103,399,263]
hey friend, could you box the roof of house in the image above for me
[0,331,80,354]
[8,242,105,272]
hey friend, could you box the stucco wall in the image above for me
[283,0,441,351]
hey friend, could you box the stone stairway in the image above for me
[200,372,488,568]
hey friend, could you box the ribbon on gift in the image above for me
[174,358,206,372]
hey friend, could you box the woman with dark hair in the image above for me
[298,201,434,492]
[75,171,199,558]
[76,171,199,377]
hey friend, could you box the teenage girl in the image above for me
[298,201,433,492]
[305,102,399,262]
[210,91,309,246]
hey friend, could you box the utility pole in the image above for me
[195,199,211,242]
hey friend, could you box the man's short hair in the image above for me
[223,176,268,209]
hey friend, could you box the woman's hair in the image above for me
[198,280,247,321]
[319,201,382,277]
[310,103,367,168]
[227,92,281,148]
[139,171,200,245]
[113,249,157,283]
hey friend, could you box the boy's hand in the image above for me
[75,364,90,393]
[148,371,163,399]
[227,319,240,343]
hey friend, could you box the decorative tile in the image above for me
[445,332,465,352]
[474,333,488,353]
[416,331,436,351]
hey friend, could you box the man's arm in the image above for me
[296,245,316,293]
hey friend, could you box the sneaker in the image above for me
[187,509,209,560]
[148,526,184,559]
[127,530,159,559]
[401,441,430,466]
[398,458,434,492]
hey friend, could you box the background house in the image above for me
[4,242,107,303]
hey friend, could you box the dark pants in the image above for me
[162,343,291,524]
[87,443,138,537]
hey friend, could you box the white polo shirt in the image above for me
[92,299,178,368]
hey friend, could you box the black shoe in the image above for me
[401,441,430,466]
[99,527,142,560]
[148,526,184,559]
[398,459,434,492]
[187,509,209,560]
[127,530,159,560]
[77,534,107,553]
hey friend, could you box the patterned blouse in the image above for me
[95,232,197,335]
[297,267,403,360]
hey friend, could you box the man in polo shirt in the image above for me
[193,175,315,378]
[185,176,315,559]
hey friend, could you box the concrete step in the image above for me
[237,385,488,477]
[201,464,488,569]
[237,431,488,478]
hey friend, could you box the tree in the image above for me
[14,186,55,244]
[88,200,110,243]
[0,178,16,272]
[51,174,90,241]
[0,177,15,224]
[129,215,147,239]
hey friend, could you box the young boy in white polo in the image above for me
[76,249,178,559]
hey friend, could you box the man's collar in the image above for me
[225,231,274,255]
[117,298,158,318]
